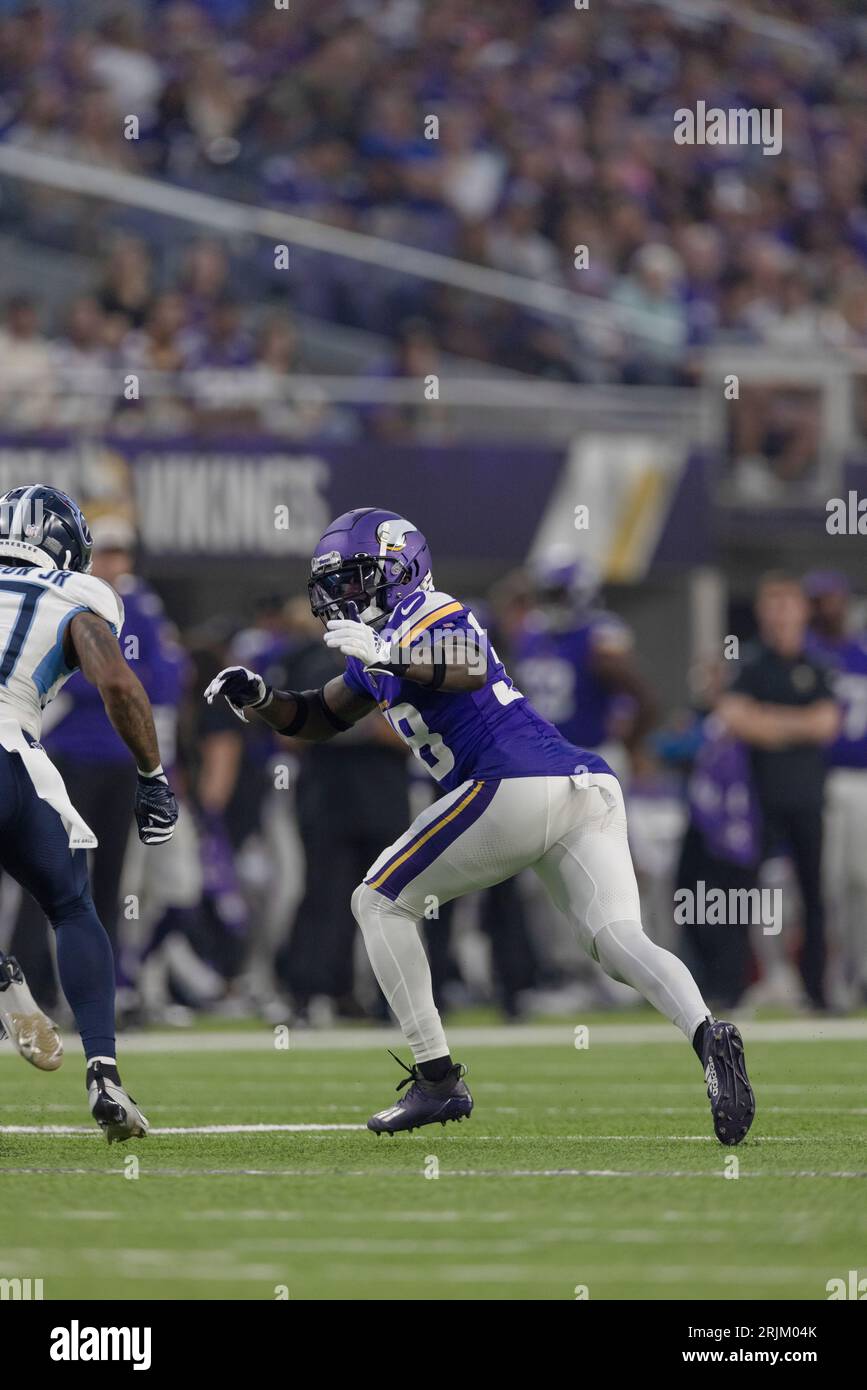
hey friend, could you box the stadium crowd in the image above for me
[0,0,866,433]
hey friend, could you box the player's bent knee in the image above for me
[350,882,370,926]
[594,919,649,981]
[351,881,415,933]
[47,888,99,933]
[351,881,390,931]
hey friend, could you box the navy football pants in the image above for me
[0,746,116,1059]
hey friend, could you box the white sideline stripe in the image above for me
[0,1017,861,1057]
[438,1169,867,1179]
[0,1123,367,1136]
[0,1167,863,1180]
[0,1125,809,1140]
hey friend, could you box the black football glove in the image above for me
[203,666,273,723]
[135,770,179,845]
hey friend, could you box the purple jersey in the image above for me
[512,611,630,749]
[806,631,867,769]
[46,575,187,767]
[688,718,762,867]
[342,589,613,792]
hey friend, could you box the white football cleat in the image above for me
[0,954,63,1071]
[87,1060,149,1143]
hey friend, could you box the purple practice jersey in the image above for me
[688,717,762,867]
[806,631,867,770]
[45,574,187,768]
[512,610,631,749]
[342,588,614,792]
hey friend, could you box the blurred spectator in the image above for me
[120,291,194,430]
[52,295,116,429]
[88,12,163,124]
[612,244,687,383]
[365,318,449,441]
[97,236,155,332]
[178,240,231,328]
[727,385,822,501]
[0,295,55,428]
[805,571,867,1008]
[190,298,255,369]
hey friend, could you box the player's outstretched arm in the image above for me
[204,667,376,741]
[67,611,179,845]
[258,675,377,740]
[68,611,161,769]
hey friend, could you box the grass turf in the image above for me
[0,1028,863,1301]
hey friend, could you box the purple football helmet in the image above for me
[531,548,599,626]
[308,508,433,627]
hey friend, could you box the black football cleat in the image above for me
[367,1051,473,1135]
[703,1020,755,1146]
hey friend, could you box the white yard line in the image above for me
[0,1165,863,1179]
[0,1124,818,1140]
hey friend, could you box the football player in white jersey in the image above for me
[0,484,179,1140]
[207,508,755,1145]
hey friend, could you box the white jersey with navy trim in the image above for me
[0,565,124,740]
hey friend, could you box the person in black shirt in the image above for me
[272,607,411,1020]
[718,573,839,1008]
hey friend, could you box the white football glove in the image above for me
[203,666,273,723]
[324,617,392,670]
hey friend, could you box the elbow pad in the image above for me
[277,691,310,737]
[277,688,352,736]
[315,687,352,732]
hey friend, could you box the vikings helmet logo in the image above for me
[376,518,415,553]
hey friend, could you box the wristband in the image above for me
[138,764,165,779]
[366,659,409,679]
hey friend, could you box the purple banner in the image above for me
[0,434,566,563]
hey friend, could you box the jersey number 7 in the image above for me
[0,581,44,685]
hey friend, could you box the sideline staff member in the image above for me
[718,573,839,1009]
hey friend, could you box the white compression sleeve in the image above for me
[351,884,450,1062]
[594,919,710,1041]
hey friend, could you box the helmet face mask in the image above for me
[308,509,431,628]
[0,484,93,574]
[308,553,396,626]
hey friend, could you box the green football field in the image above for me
[0,1017,864,1301]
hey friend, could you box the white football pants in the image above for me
[351,773,709,1062]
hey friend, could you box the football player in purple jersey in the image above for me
[206,508,755,1143]
[513,553,657,780]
